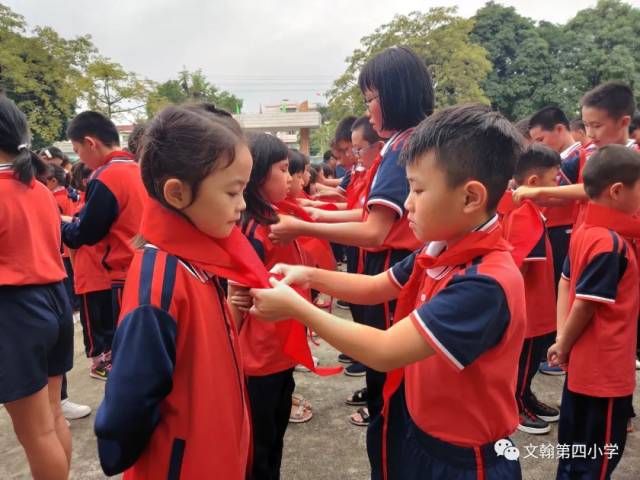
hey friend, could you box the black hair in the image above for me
[528,106,570,131]
[358,46,434,131]
[41,146,71,167]
[46,164,69,187]
[127,123,146,157]
[67,111,120,147]
[514,117,531,141]
[183,102,242,136]
[70,162,93,192]
[570,119,585,132]
[401,104,524,212]
[305,165,318,195]
[334,116,357,143]
[322,150,334,162]
[582,145,640,199]
[630,112,640,134]
[322,164,335,178]
[243,132,289,226]
[351,116,382,144]
[514,144,561,185]
[288,149,306,175]
[140,105,243,211]
[0,95,47,185]
[581,81,636,119]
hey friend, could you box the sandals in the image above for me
[289,393,313,424]
[349,407,370,427]
[345,387,368,406]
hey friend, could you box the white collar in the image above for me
[560,141,582,159]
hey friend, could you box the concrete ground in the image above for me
[1,306,639,479]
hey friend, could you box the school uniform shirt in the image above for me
[543,141,582,229]
[62,151,145,283]
[53,187,77,259]
[362,130,421,253]
[0,165,66,285]
[336,167,353,194]
[238,216,304,376]
[95,199,251,479]
[499,194,556,338]
[70,193,111,295]
[562,202,639,398]
[388,216,526,447]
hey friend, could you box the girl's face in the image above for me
[364,88,394,139]
[303,163,311,186]
[288,171,305,198]
[261,158,291,204]
[180,144,253,238]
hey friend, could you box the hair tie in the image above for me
[17,143,30,152]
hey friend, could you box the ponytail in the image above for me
[13,145,47,185]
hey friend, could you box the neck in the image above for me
[0,151,15,164]
[591,197,629,214]
[447,213,493,248]
[560,134,578,152]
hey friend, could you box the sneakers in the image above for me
[526,396,560,423]
[336,300,350,310]
[538,361,566,376]
[517,409,551,435]
[344,362,366,377]
[90,354,110,381]
[61,398,92,420]
[338,353,353,364]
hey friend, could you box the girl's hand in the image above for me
[270,263,313,289]
[270,215,301,243]
[229,287,253,312]
[250,278,309,321]
[547,339,569,369]
[512,186,541,204]
[61,215,74,223]
[303,207,322,221]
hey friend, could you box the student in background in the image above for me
[570,119,590,147]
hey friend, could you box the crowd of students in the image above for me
[1,44,639,480]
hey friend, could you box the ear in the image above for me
[461,180,488,214]
[620,115,631,130]
[526,174,540,187]
[163,178,193,210]
[609,181,624,200]
[84,136,98,149]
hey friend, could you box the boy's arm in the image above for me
[227,284,250,330]
[271,205,395,248]
[95,305,176,475]
[62,178,119,248]
[318,177,343,188]
[309,207,363,223]
[548,299,595,367]
[513,184,587,204]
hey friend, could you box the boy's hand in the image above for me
[547,339,569,369]
[229,287,253,312]
[270,215,301,243]
[512,186,541,204]
[61,215,74,223]
[270,263,312,289]
[303,207,321,221]
[250,277,309,321]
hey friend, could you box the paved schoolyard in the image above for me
[1,306,639,479]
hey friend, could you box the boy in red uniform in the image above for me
[499,144,561,435]
[62,111,146,362]
[548,145,640,479]
[95,105,253,479]
[251,104,526,479]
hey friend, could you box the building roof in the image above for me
[233,111,321,131]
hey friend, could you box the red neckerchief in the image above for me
[583,202,640,239]
[345,169,368,210]
[383,224,512,416]
[275,198,314,223]
[141,198,340,375]
[497,190,545,267]
[362,154,383,204]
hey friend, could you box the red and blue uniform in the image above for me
[373,217,525,479]
[95,199,251,479]
[556,202,639,479]
[0,164,73,403]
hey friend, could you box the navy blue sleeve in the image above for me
[367,147,409,218]
[412,274,510,370]
[338,170,352,191]
[95,305,176,476]
[559,154,580,185]
[524,230,546,261]
[562,255,571,280]
[62,178,119,248]
[389,250,418,287]
[335,164,346,179]
[575,248,626,304]
[247,236,266,263]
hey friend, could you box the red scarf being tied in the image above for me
[140,197,340,375]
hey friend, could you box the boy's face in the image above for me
[405,151,485,243]
[582,107,630,149]
[71,138,104,170]
[571,127,588,145]
[522,166,560,188]
[334,140,355,168]
[529,124,566,153]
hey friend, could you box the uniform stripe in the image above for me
[599,398,614,480]
[161,255,178,311]
[139,248,158,305]
[411,311,464,370]
[474,446,485,480]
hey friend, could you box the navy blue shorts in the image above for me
[0,282,74,403]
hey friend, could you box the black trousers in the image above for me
[516,333,554,410]
[79,289,114,358]
[247,369,295,480]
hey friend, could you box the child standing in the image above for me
[499,144,562,434]
[95,105,253,478]
[548,145,640,479]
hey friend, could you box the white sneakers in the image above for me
[61,398,91,420]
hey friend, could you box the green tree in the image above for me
[147,69,243,116]
[326,8,491,121]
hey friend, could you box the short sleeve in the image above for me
[338,170,352,192]
[367,145,409,218]
[410,274,510,371]
[562,255,571,280]
[388,250,418,288]
[575,242,627,304]
[524,230,546,262]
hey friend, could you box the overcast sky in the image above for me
[5,0,639,112]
